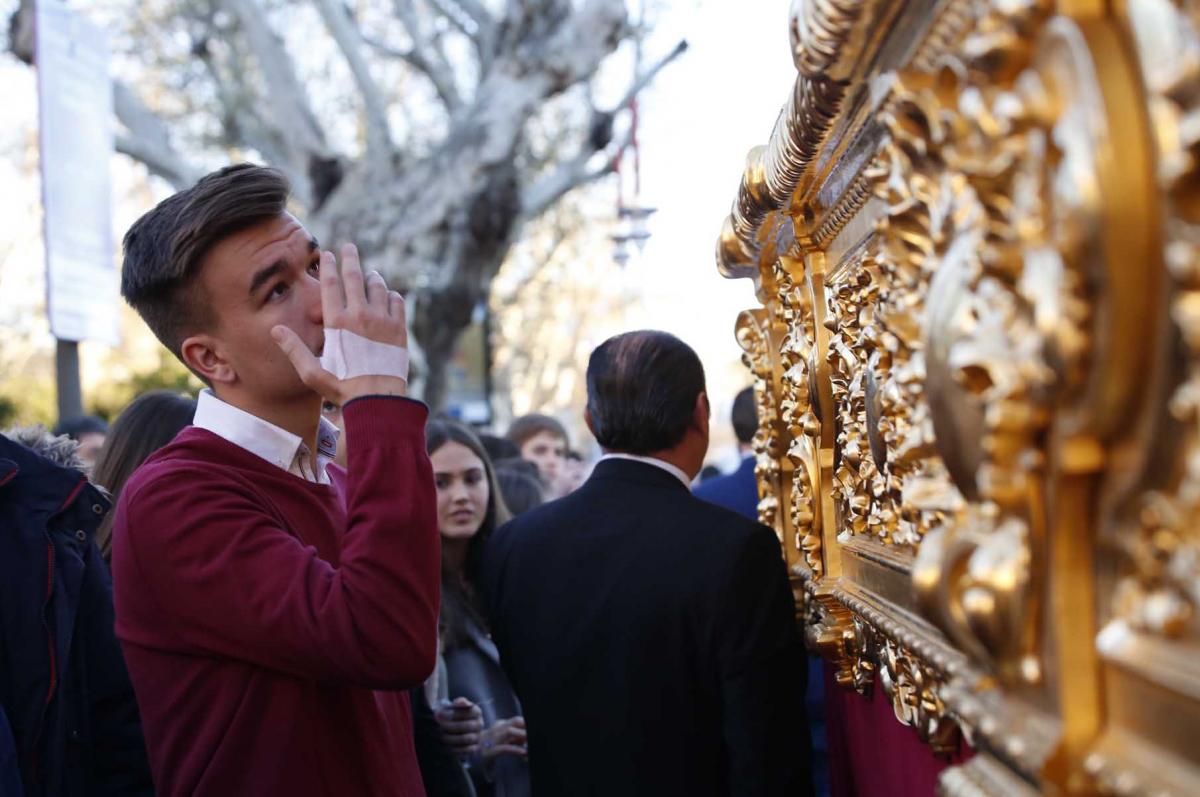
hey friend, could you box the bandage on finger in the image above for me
[320,328,409,381]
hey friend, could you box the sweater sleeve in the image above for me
[114,397,440,689]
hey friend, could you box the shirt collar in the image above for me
[193,389,340,482]
[597,453,692,488]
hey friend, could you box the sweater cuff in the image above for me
[341,395,429,438]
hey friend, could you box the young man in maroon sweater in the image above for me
[110,164,440,795]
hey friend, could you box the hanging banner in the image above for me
[36,0,119,345]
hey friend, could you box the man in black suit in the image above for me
[483,330,813,797]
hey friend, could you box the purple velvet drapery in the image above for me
[824,669,972,797]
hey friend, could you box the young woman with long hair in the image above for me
[427,420,529,797]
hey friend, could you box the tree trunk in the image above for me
[411,281,483,413]
[313,157,521,412]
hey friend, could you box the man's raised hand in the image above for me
[272,243,410,404]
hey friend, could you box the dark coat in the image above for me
[693,455,759,521]
[443,611,530,797]
[483,458,813,797]
[0,436,154,797]
[693,455,831,797]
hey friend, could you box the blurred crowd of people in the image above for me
[0,164,825,797]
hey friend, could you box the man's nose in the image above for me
[302,272,324,325]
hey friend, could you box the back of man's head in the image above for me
[731,386,757,445]
[120,164,291,369]
[585,330,706,455]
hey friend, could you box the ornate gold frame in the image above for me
[717,0,1200,793]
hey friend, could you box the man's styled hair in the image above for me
[120,164,291,362]
[732,386,757,444]
[585,330,706,455]
[506,413,568,448]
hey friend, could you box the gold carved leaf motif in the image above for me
[1110,0,1200,641]
[775,259,827,576]
[902,0,1117,686]
[736,308,784,534]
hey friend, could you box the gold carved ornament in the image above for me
[714,0,1200,793]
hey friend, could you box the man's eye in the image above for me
[269,282,288,299]
[307,260,320,275]
[321,401,338,413]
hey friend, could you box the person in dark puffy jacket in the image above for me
[0,426,154,797]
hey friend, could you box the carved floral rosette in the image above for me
[716,0,1200,793]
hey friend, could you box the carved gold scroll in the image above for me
[718,0,1200,793]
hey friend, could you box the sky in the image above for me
[616,0,795,443]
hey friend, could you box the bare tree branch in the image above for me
[520,38,687,219]
[218,0,328,193]
[363,33,462,111]
[194,36,291,169]
[389,0,462,110]
[614,38,688,111]
[423,0,476,38]
[424,0,495,70]
[429,0,491,32]
[519,124,628,220]
[313,0,394,163]
[112,84,201,190]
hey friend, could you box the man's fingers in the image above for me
[388,290,405,322]
[340,243,366,313]
[365,270,388,310]
[272,326,337,398]
[319,250,345,326]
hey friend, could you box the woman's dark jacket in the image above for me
[0,435,154,796]
[443,611,530,797]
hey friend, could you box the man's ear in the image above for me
[181,333,236,386]
[693,391,710,432]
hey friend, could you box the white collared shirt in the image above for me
[193,389,341,485]
[598,452,692,488]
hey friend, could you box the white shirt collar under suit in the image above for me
[597,452,691,489]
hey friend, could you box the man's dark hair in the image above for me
[585,330,707,455]
[120,164,291,365]
[506,414,568,448]
[52,415,109,441]
[732,386,757,444]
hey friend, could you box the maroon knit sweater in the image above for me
[111,397,439,796]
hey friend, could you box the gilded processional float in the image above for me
[717,0,1200,794]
